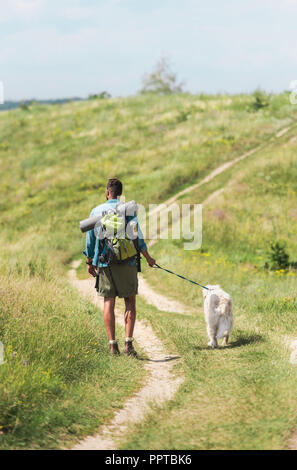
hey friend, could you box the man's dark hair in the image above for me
[107,178,123,197]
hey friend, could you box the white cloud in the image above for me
[0,28,98,65]
[14,0,45,10]
[260,0,297,8]
[280,0,297,5]
[60,6,94,20]
[1,0,296,99]
[0,0,46,22]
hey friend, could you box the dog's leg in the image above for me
[207,326,218,348]
[222,334,229,346]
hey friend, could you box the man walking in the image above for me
[84,178,156,356]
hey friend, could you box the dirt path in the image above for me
[68,261,183,450]
[146,126,291,249]
[282,336,297,449]
[138,275,188,314]
[148,143,268,221]
[283,335,297,366]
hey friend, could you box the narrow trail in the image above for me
[69,124,295,450]
[68,261,184,451]
[138,275,187,314]
[146,126,291,250]
[282,336,297,449]
[283,336,297,366]
[149,142,268,219]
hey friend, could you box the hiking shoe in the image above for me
[109,342,120,356]
[123,340,138,357]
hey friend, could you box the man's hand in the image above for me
[146,256,156,267]
[86,258,97,277]
[88,264,97,277]
[142,250,156,267]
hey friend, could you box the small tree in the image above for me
[20,101,30,111]
[250,89,270,111]
[265,241,290,271]
[140,57,185,95]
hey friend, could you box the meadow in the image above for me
[122,127,297,449]
[0,92,296,448]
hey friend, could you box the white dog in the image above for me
[202,285,233,348]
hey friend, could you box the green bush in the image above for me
[265,241,290,271]
[250,90,270,111]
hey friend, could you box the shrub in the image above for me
[250,90,270,111]
[265,241,290,271]
[19,101,30,111]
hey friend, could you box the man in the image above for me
[84,178,156,356]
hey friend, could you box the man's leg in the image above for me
[103,297,120,355]
[103,297,116,340]
[124,295,136,337]
[123,295,137,357]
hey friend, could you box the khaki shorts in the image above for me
[98,263,138,298]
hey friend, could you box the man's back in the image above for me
[84,198,147,268]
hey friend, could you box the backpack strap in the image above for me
[95,239,104,292]
[95,269,100,291]
[137,249,141,273]
[133,237,141,273]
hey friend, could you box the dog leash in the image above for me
[153,264,210,290]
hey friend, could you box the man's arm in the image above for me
[84,210,97,277]
[135,215,156,267]
[141,249,156,267]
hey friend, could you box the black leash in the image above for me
[153,264,210,290]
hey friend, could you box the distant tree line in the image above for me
[0,97,84,112]
[0,57,275,111]
[0,92,112,112]
[88,91,111,100]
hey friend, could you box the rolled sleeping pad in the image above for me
[79,214,102,233]
[79,200,138,233]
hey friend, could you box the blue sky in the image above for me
[0,0,297,100]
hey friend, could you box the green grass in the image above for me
[0,93,295,242]
[0,270,145,449]
[119,297,297,450]
[0,92,296,449]
[119,127,297,449]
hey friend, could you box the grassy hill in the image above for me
[123,125,297,449]
[0,92,296,449]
